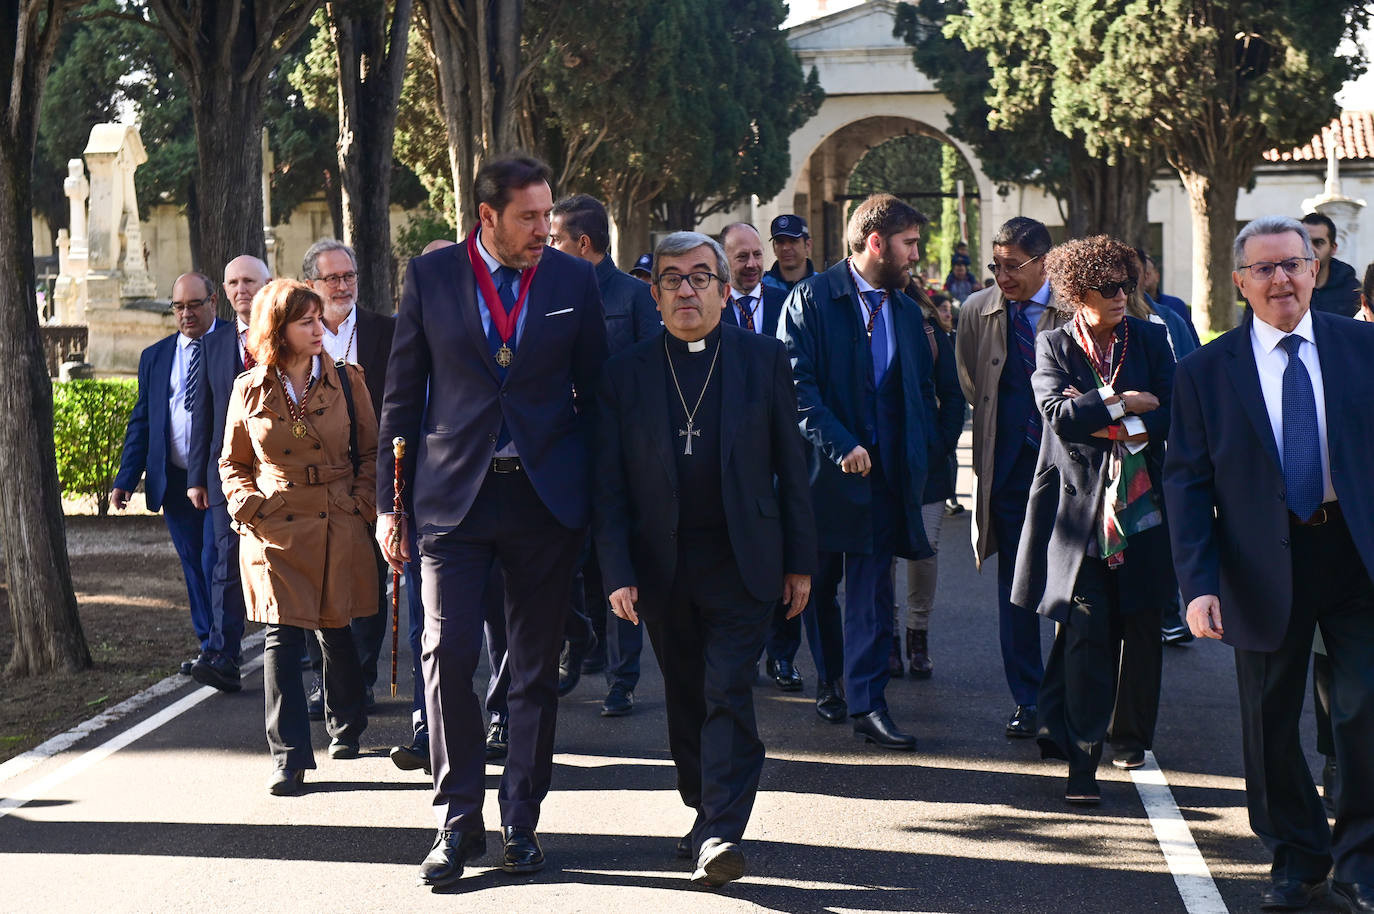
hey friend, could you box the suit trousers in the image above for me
[419,467,584,832]
[1108,602,1164,755]
[482,564,510,722]
[206,503,246,660]
[989,443,1046,707]
[1233,513,1374,885]
[642,531,774,854]
[161,464,216,654]
[263,623,366,770]
[900,501,947,632]
[348,543,390,687]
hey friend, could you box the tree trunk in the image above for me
[330,0,413,316]
[610,190,651,273]
[325,170,345,241]
[1064,147,1154,247]
[0,60,89,673]
[186,177,205,295]
[187,78,268,284]
[1178,168,1241,335]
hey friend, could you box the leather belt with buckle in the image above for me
[1291,502,1341,527]
[491,456,523,474]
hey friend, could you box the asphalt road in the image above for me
[0,455,1340,914]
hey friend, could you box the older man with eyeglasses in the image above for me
[954,216,1068,740]
[301,239,396,713]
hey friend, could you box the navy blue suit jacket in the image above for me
[188,320,243,505]
[779,261,939,559]
[722,286,786,337]
[115,323,227,511]
[378,242,609,531]
[1164,309,1374,651]
[596,255,661,356]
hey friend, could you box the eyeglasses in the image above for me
[1089,279,1137,298]
[987,254,1042,276]
[317,271,358,287]
[655,271,722,291]
[1238,257,1314,281]
[171,296,212,313]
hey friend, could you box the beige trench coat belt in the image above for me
[257,463,354,487]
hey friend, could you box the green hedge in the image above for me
[53,379,138,515]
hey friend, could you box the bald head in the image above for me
[223,255,271,324]
[422,238,457,256]
[171,272,217,339]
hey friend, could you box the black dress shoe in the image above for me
[1261,877,1327,910]
[328,738,360,760]
[419,828,487,887]
[675,833,692,860]
[179,656,199,676]
[306,676,325,721]
[601,683,634,717]
[390,740,431,774]
[191,652,242,693]
[268,768,305,796]
[852,708,917,750]
[692,838,745,887]
[500,826,544,874]
[1006,704,1036,738]
[815,681,847,723]
[557,632,599,697]
[1112,748,1147,770]
[765,659,803,692]
[1332,881,1374,913]
[485,719,509,761]
[1065,771,1101,806]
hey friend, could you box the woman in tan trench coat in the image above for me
[220,279,379,796]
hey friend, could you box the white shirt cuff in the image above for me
[1097,387,1126,420]
[1121,415,1148,454]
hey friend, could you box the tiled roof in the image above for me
[1264,111,1374,162]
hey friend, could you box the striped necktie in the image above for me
[185,338,202,413]
[1011,304,1041,447]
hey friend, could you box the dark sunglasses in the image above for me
[1089,279,1137,298]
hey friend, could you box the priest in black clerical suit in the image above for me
[594,231,816,889]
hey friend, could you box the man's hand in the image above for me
[376,513,411,574]
[110,488,130,511]
[609,586,639,625]
[782,573,811,619]
[841,445,871,476]
[1121,390,1160,415]
[187,487,209,510]
[1186,594,1224,640]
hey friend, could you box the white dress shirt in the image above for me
[322,307,358,363]
[236,317,250,367]
[168,332,200,469]
[849,266,897,375]
[731,284,766,334]
[1250,309,1336,503]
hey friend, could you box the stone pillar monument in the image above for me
[51,159,90,324]
[1303,128,1366,268]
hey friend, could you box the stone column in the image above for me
[52,159,90,324]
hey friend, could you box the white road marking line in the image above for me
[1131,750,1230,914]
[0,652,266,821]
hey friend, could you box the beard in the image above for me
[874,243,913,290]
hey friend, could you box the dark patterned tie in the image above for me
[1280,335,1322,521]
[185,338,202,413]
[736,295,757,331]
[1011,304,1041,447]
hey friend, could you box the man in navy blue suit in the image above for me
[375,155,608,887]
[1165,215,1374,913]
[186,255,268,692]
[113,272,231,687]
[779,194,939,750]
[719,222,802,693]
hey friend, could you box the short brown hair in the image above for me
[846,194,928,254]
[1044,235,1139,310]
[246,279,323,368]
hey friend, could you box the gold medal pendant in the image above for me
[495,344,513,368]
[291,420,307,438]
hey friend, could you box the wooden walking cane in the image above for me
[390,437,406,698]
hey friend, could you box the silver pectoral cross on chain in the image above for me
[678,421,701,455]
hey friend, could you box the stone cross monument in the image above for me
[51,159,91,323]
[1303,126,1366,265]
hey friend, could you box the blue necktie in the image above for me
[1011,304,1041,448]
[185,338,202,413]
[1280,335,1322,521]
[863,290,888,387]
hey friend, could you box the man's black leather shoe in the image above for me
[1332,881,1374,913]
[675,833,692,860]
[418,828,486,887]
[268,768,305,796]
[815,681,847,723]
[1260,877,1327,910]
[1065,772,1101,806]
[852,708,917,749]
[1006,704,1037,738]
[191,652,242,693]
[1112,748,1147,769]
[557,632,598,697]
[390,739,431,774]
[328,738,359,760]
[765,659,803,692]
[306,677,325,721]
[601,683,634,717]
[692,838,745,887]
[485,719,509,761]
[501,826,544,874]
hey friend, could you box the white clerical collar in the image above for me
[1252,308,1315,353]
